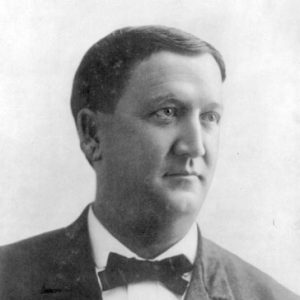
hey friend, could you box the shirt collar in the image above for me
[88,205,198,270]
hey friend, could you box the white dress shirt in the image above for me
[88,206,198,300]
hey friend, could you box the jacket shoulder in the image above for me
[0,207,90,299]
[201,237,300,300]
[0,226,68,257]
[0,227,70,298]
[0,226,71,268]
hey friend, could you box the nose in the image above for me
[172,118,206,158]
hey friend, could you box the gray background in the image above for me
[0,0,299,294]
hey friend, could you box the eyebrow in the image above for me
[205,102,224,112]
[147,93,223,112]
[138,93,181,111]
[148,93,179,105]
[130,94,174,117]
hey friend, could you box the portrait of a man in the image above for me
[0,23,299,299]
[1,1,300,300]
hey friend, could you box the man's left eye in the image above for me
[201,111,220,123]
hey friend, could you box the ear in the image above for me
[76,108,102,163]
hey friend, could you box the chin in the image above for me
[161,190,204,218]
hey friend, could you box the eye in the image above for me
[201,111,221,124]
[154,107,177,120]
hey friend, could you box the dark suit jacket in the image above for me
[0,206,299,300]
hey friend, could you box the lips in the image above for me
[164,171,203,180]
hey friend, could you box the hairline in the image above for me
[116,50,224,110]
[71,26,226,120]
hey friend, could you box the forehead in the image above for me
[116,51,223,112]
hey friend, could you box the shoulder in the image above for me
[0,206,89,270]
[0,206,90,299]
[0,226,68,267]
[0,227,69,298]
[201,237,300,300]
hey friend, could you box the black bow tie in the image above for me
[98,252,193,295]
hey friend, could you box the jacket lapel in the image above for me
[185,228,233,300]
[40,206,102,300]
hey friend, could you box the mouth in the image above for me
[164,171,204,181]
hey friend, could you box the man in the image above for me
[0,26,298,300]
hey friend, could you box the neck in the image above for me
[92,200,193,259]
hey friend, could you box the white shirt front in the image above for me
[87,206,198,300]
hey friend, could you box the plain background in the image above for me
[0,0,299,294]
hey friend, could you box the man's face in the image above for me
[97,51,223,229]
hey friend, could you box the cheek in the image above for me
[107,125,170,173]
[204,131,220,165]
[132,134,170,170]
[118,120,174,156]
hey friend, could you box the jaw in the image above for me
[93,167,210,258]
[93,186,200,259]
[127,209,200,259]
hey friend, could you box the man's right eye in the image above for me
[154,107,177,121]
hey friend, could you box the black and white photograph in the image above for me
[0,1,299,299]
